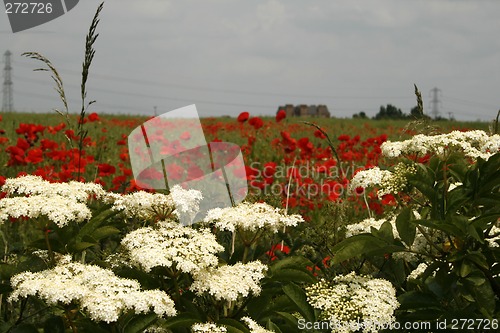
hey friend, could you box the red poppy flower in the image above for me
[119,152,129,161]
[338,134,350,141]
[314,129,326,139]
[47,122,66,134]
[16,138,31,151]
[244,165,259,180]
[297,137,314,155]
[267,243,290,260]
[237,112,250,123]
[249,117,264,129]
[263,162,277,178]
[306,265,320,276]
[381,194,397,206]
[40,139,58,151]
[88,112,100,122]
[97,163,116,177]
[16,123,45,142]
[322,256,331,268]
[26,148,44,164]
[276,109,286,122]
[355,187,364,195]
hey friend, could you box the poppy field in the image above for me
[1,107,499,332]
[1,3,500,331]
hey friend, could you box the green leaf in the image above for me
[270,255,312,272]
[411,179,437,203]
[332,234,391,263]
[446,189,468,214]
[275,311,299,328]
[75,209,117,243]
[282,283,315,322]
[398,291,441,311]
[123,313,158,333]
[44,316,65,333]
[10,324,39,333]
[247,294,296,320]
[459,260,473,278]
[270,268,316,284]
[73,319,109,333]
[472,277,496,316]
[415,219,462,236]
[73,241,96,252]
[218,318,249,333]
[396,207,416,246]
[115,267,160,290]
[92,226,121,240]
[266,319,283,333]
[164,312,201,329]
[371,220,394,242]
[465,252,489,270]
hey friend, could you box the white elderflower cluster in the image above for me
[0,195,91,227]
[106,191,176,220]
[190,261,267,302]
[121,221,223,274]
[191,323,227,333]
[305,272,399,333]
[0,175,105,227]
[350,167,392,191]
[345,216,398,238]
[381,130,500,160]
[407,262,429,281]
[350,163,416,198]
[106,185,202,223]
[8,262,176,323]
[241,317,274,333]
[2,175,106,200]
[170,185,203,221]
[204,202,304,233]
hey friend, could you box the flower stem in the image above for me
[242,245,250,264]
[44,228,55,266]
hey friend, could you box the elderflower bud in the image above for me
[305,272,399,333]
[241,317,274,333]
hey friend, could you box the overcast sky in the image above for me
[1,0,499,121]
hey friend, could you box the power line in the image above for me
[14,60,412,101]
[13,75,276,109]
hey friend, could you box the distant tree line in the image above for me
[353,104,449,120]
